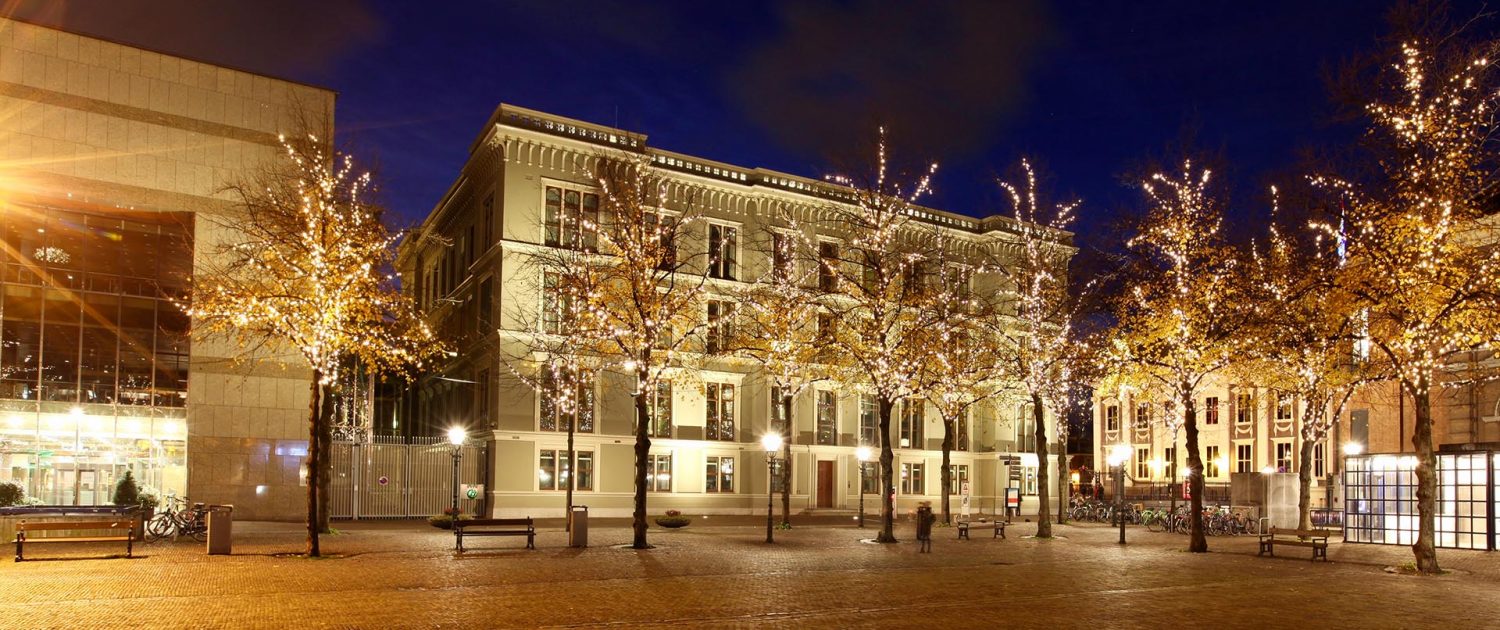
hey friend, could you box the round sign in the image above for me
[465,487,479,500]
[377,475,389,486]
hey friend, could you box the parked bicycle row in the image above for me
[1068,497,1261,536]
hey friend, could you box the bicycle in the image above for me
[146,495,209,542]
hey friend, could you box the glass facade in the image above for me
[0,203,192,505]
[1345,452,1496,551]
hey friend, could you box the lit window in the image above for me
[705,456,735,493]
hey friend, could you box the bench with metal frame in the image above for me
[956,519,1007,540]
[1258,526,1332,561]
[14,519,135,562]
[454,517,535,552]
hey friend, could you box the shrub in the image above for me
[138,486,161,510]
[0,480,23,507]
[428,512,473,530]
[112,471,140,507]
[654,512,690,528]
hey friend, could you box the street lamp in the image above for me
[761,433,783,543]
[1106,444,1131,545]
[448,426,467,519]
[856,446,873,529]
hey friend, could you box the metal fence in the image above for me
[1345,452,1496,551]
[1102,482,1231,505]
[330,436,487,520]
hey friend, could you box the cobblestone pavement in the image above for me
[2,516,1497,629]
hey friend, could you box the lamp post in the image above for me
[856,446,873,529]
[762,433,783,544]
[447,426,466,519]
[1106,444,1131,545]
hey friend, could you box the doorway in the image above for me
[816,460,835,508]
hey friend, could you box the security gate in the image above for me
[330,436,487,519]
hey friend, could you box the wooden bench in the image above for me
[1258,526,1332,562]
[14,519,135,562]
[956,519,1006,540]
[454,517,535,552]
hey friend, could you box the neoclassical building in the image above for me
[397,104,1073,519]
[0,17,335,519]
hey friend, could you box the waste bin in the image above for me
[569,505,588,548]
[207,504,234,555]
[916,503,934,552]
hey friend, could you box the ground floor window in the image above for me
[1275,442,1293,472]
[1135,447,1150,479]
[1205,445,1221,478]
[1236,443,1252,473]
[0,407,187,505]
[770,459,787,493]
[705,456,735,493]
[1023,467,1038,496]
[948,464,969,495]
[538,449,593,491]
[900,462,924,495]
[860,460,879,494]
[647,453,672,492]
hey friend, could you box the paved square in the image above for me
[2,517,1496,628]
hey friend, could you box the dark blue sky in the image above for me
[16,0,1488,252]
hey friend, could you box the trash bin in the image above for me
[207,504,234,555]
[569,505,588,548]
[916,504,934,552]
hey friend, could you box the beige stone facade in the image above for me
[399,104,1070,519]
[0,17,334,520]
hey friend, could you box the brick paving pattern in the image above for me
[2,516,1497,628]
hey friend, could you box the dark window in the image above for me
[708,224,737,280]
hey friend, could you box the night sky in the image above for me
[9,0,1491,254]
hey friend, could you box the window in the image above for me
[1235,393,1254,424]
[705,382,735,441]
[1136,448,1150,479]
[770,459,787,493]
[900,462,925,494]
[900,399,925,448]
[647,453,672,492]
[706,300,734,354]
[818,241,839,292]
[816,390,837,445]
[705,456,735,493]
[1204,397,1219,425]
[1275,442,1293,472]
[1206,445,1221,478]
[1015,404,1036,447]
[770,386,789,435]
[816,311,836,346]
[1236,443,1252,473]
[771,232,794,281]
[1275,394,1294,421]
[1023,466,1038,495]
[476,368,491,424]
[860,460,879,493]
[482,193,495,247]
[1133,402,1150,429]
[956,409,969,452]
[1166,447,1176,470]
[1105,405,1119,432]
[943,265,972,299]
[642,210,678,270]
[648,381,672,438]
[541,271,572,335]
[902,259,933,297]
[708,224,738,280]
[1314,443,1325,478]
[859,395,879,446]
[543,185,599,250]
[538,449,594,491]
[948,464,969,495]
[539,368,594,433]
[477,277,493,332]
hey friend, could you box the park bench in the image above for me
[14,519,135,562]
[1258,526,1332,561]
[454,517,535,552]
[956,519,1006,540]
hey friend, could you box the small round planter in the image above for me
[654,516,690,529]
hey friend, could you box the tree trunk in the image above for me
[1057,444,1069,524]
[781,394,793,528]
[1033,394,1052,538]
[1183,393,1206,553]
[877,396,897,543]
[565,416,575,533]
[1411,384,1440,574]
[305,375,323,557]
[316,385,334,534]
[940,417,954,524]
[1296,439,1316,531]
[632,371,653,549]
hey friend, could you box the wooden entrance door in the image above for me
[817,460,835,508]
